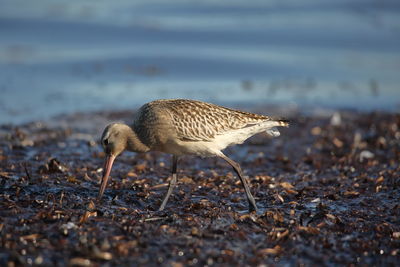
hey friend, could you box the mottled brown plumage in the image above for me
[98,99,289,212]
[153,99,272,141]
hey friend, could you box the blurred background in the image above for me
[1,0,399,124]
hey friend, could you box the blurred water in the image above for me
[1,0,399,124]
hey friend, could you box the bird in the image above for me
[98,99,289,212]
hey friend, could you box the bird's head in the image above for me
[101,123,129,157]
[98,123,129,200]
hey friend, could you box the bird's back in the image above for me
[152,99,279,139]
[133,99,288,154]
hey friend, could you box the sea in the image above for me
[1,0,399,124]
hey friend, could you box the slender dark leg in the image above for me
[159,155,179,211]
[220,154,258,212]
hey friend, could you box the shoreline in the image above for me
[2,103,398,131]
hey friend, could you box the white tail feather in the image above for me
[266,127,280,137]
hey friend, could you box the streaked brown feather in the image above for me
[139,99,275,142]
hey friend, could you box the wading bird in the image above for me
[98,99,288,212]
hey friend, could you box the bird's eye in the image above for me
[103,138,109,146]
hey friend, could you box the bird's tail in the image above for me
[265,119,289,137]
[277,119,289,127]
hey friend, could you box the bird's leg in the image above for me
[220,154,258,212]
[159,155,179,211]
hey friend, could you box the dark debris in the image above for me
[0,111,399,266]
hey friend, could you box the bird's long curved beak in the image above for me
[97,154,116,200]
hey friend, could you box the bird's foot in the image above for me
[248,204,258,213]
[158,203,166,211]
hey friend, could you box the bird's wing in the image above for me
[162,99,271,142]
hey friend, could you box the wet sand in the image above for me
[0,109,399,266]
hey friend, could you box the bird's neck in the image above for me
[125,126,150,153]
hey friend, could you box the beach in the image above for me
[1,109,399,265]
